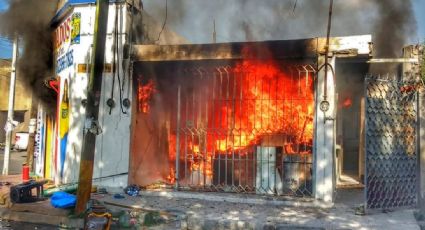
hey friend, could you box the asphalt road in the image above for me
[0,149,27,175]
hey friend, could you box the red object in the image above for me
[48,79,60,94]
[22,165,29,182]
[342,98,352,108]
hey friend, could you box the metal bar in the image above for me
[267,147,271,193]
[224,69,229,186]
[416,91,421,208]
[218,69,223,186]
[190,78,198,186]
[184,92,189,186]
[304,155,307,195]
[238,71,243,187]
[184,129,188,185]
[363,77,369,212]
[241,73,248,189]
[191,134,194,185]
[175,85,181,189]
[171,64,316,196]
[203,73,209,187]
[197,73,202,187]
[231,69,236,188]
[253,146,256,191]
[211,71,217,186]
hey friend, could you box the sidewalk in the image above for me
[94,189,420,230]
[0,174,420,230]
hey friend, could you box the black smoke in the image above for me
[0,0,58,109]
[143,0,417,57]
[372,0,417,58]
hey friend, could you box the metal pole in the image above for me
[417,91,424,213]
[75,0,109,214]
[175,85,181,189]
[3,37,18,175]
[213,20,216,43]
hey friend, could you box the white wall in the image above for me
[54,3,132,187]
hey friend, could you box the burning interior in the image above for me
[129,36,372,199]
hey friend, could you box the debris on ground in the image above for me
[124,184,141,196]
[97,187,108,194]
[43,183,78,197]
[113,193,125,199]
[84,211,112,229]
[141,181,173,190]
[10,180,47,203]
[50,191,76,208]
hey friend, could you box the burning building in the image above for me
[10,0,419,211]
[129,35,373,202]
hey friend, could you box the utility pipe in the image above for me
[2,37,18,175]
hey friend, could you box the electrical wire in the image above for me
[292,0,297,15]
[109,2,119,115]
[122,0,135,93]
[116,62,126,114]
[115,2,126,114]
[317,62,335,82]
[156,0,168,42]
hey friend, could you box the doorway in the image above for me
[335,60,368,188]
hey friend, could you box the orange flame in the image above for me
[212,59,314,153]
[138,79,156,113]
[166,54,314,183]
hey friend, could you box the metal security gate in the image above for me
[365,76,418,209]
[173,64,316,196]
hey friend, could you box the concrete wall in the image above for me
[0,112,6,143]
[0,59,32,111]
[313,56,336,202]
[49,0,188,187]
[54,3,133,186]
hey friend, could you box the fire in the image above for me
[167,168,175,184]
[212,59,314,153]
[342,97,352,108]
[138,79,156,113]
[164,52,314,184]
[188,143,213,183]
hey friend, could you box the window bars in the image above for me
[172,64,316,196]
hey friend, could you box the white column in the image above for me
[313,55,336,202]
